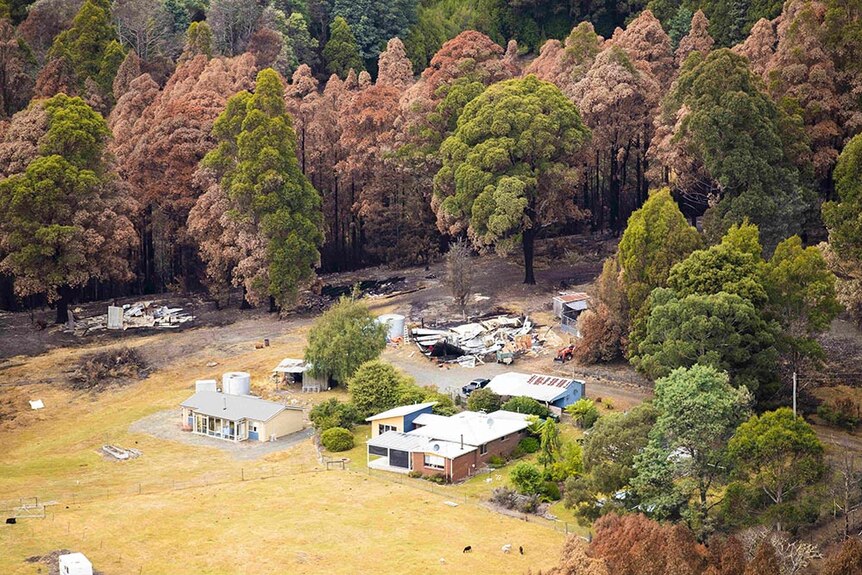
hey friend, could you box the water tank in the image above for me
[222,372,251,396]
[195,379,217,392]
[377,314,406,341]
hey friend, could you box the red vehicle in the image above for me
[555,345,576,363]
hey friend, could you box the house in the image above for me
[366,409,531,481]
[552,293,590,336]
[487,372,586,413]
[181,390,304,442]
[271,358,328,392]
[59,553,93,575]
[366,402,436,437]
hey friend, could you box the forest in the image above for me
[0,0,861,326]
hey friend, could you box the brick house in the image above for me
[365,409,531,482]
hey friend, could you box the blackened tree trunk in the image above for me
[55,285,72,324]
[522,227,537,285]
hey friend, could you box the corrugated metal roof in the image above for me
[367,431,476,458]
[408,410,530,446]
[181,391,300,422]
[554,293,589,303]
[487,372,584,402]
[365,402,437,421]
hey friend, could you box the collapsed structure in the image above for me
[410,315,543,366]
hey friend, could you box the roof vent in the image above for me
[487,418,494,427]
[433,443,440,452]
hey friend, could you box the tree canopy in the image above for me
[304,296,387,384]
[433,74,590,283]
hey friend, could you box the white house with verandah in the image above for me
[180,391,304,442]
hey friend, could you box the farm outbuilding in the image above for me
[552,293,590,335]
[271,358,328,392]
[181,391,304,442]
[487,372,586,413]
[366,402,436,437]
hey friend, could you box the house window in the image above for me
[480,444,488,455]
[424,454,445,469]
[379,424,396,434]
[501,435,508,442]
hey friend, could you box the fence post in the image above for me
[241,468,244,481]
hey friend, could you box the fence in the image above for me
[359,466,576,535]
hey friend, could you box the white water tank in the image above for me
[195,379,218,392]
[222,372,251,395]
[377,313,406,341]
[59,553,93,575]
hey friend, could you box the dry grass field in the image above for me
[0,316,565,574]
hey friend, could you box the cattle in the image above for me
[502,544,512,554]
[463,546,472,553]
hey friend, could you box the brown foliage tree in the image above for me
[18,0,83,59]
[109,53,256,291]
[545,536,610,575]
[0,102,48,176]
[526,22,603,94]
[822,537,862,575]
[766,0,842,182]
[0,19,36,117]
[743,541,781,575]
[733,18,776,77]
[676,10,715,66]
[611,10,675,89]
[112,49,142,101]
[377,37,413,91]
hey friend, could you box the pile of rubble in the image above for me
[411,315,545,367]
[62,301,195,335]
[101,444,142,461]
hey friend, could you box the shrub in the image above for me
[407,470,422,478]
[510,462,544,495]
[518,437,540,454]
[467,387,502,412]
[543,481,561,501]
[490,486,540,513]
[321,427,354,452]
[566,398,600,429]
[488,455,506,468]
[425,473,447,484]
[502,396,550,418]
[309,398,359,431]
[818,399,860,430]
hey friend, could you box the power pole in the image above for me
[793,371,797,417]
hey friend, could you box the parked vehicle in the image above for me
[461,378,491,397]
[554,345,576,363]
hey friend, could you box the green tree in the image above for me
[466,387,502,412]
[618,187,703,318]
[184,21,214,58]
[824,133,862,265]
[566,398,600,429]
[501,396,550,418]
[510,461,544,494]
[583,402,657,494]
[331,0,418,62]
[667,222,768,306]
[347,360,413,418]
[538,418,562,469]
[0,95,135,324]
[662,49,806,251]
[728,408,824,529]
[632,365,751,536]
[200,68,323,308]
[433,75,590,284]
[765,236,841,373]
[630,288,780,396]
[309,398,359,431]
[304,297,387,384]
[321,427,354,451]
[48,0,123,93]
[323,16,363,78]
